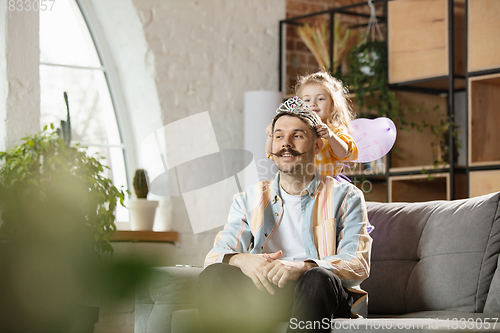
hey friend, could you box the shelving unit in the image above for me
[389,173,450,202]
[388,0,466,85]
[465,0,500,197]
[469,170,500,198]
[389,91,448,171]
[468,0,500,73]
[279,0,393,202]
[468,74,500,166]
[279,0,500,202]
[387,0,467,202]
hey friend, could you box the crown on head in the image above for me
[276,96,321,126]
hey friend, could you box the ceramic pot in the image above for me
[129,199,159,231]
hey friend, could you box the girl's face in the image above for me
[301,84,333,123]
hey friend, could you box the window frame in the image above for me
[75,0,137,190]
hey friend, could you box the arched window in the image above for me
[39,0,129,221]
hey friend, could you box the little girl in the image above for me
[266,71,358,179]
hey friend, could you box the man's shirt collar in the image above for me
[272,168,321,200]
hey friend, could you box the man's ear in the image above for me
[313,137,324,155]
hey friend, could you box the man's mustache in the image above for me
[271,148,307,157]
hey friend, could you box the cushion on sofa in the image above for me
[484,254,500,313]
[362,192,500,315]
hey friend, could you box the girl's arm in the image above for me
[315,123,349,159]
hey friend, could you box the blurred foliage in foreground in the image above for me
[0,130,157,333]
[0,128,126,255]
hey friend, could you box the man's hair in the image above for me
[271,112,319,138]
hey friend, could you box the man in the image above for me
[199,99,372,333]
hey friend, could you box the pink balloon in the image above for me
[350,117,397,163]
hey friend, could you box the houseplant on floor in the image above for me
[129,169,158,231]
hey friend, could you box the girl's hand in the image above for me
[315,123,333,139]
[265,123,273,137]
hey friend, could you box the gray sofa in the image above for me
[136,191,500,332]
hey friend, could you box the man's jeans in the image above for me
[198,263,353,333]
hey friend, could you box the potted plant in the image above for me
[424,112,459,167]
[128,169,158,231]
[0,125,126,255]
[343,41,416,127]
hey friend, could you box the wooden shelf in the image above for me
[390,164,450,174]
[469,74,500,166]
[389,173,449,202]
[390,91,448,169]
[0,231,179,243]
[388,0,465,84]
[347,174,387,180]
[390,77,466,92]
[344,157,387,178]
[110,231,178,243]
[454,172,468,200]
[357,181,388,203]
[468,0,500,72]
[469,170,500,198]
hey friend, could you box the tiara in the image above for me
[276,96,321,126]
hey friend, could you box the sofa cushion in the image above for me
[362,192,500,315]
[484,255,500,313]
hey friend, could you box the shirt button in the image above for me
[274,213,278,216]
[265,233,268,237]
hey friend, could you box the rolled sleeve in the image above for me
[329,131,359,162]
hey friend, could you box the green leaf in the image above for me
[0,128,123,257]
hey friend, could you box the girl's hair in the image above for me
[295,72,354,131]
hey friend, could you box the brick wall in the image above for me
[284,0,378,95]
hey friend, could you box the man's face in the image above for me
[271,115,322,175]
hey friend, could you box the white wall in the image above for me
[0,8,40,151]
[137,0,284,263]
[87,0,285,267]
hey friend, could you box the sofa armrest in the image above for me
[135,266,203,333]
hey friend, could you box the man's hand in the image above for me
[228,251,282,294]
[264,260,318,288]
